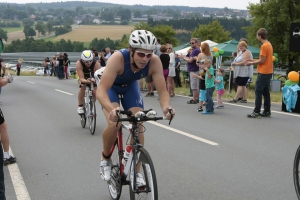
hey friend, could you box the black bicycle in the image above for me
[294,145,300,199]
[80,72,96,135]
[106,109,173,200]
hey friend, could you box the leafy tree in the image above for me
[119,8,131,21]
[117,34,130,49]
[192,20,231,43]
[246,0,300,71]
[0,29,8,41]
[23,25,36,37]
[133,10,142,18]
[151,25,178,46]
[35,23,45,37]
[45,22,54,35]
[22,18,34,27]
[133,22,151,31]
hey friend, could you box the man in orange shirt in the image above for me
[246,28,273,118]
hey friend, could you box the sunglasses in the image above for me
[83,60,92,63]
[190,42,195,45]
[196,60,205,64]
[136,51,153,58]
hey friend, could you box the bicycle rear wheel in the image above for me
[129,147,158,200]
[88,98,96,135]
[294,145,300,199]
[108,143,122,200]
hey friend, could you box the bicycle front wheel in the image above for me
[88,98,96,135]
[294,145,300,199]
[129,147,158,200]
[108,142,122,200]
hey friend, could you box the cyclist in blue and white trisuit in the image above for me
[76,50,101,114]
[97,30,176,185]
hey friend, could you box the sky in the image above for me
[0,0,261,10]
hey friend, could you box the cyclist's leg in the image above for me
[100,88,122,181]
[78,81,85,106]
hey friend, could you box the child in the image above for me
[202,58,215,114]
[215,68,225,108]
[192,59,206,112]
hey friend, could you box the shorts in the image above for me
[163,69,169,82]
[0,109,4,125]
[199,89,207,102]
[236,77,249,86]
[145,75,153,83]
[168,66,176,77]
[108,81,144,110]
[217,89,225,96]
[190,71,199,90]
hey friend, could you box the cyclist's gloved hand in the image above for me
[163,106,175,120]
[7,73,13,83]
[109,107,120,122]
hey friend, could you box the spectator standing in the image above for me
[202,58,215,114]
[174,54,182,87]
[57,54,65,80]
[99,49,106,67]
[167,44,175,97]
[180,38,201,104]
[215,68,225,108]
[101,47,111,65]
[0,72,14,200]
[159,45,170,89]
[63,53,70,79]
[154,38,162,57]
[16,61,21,76]
[246,28,273,118]
[50,56,57,76]
[229,41,253,103]
[192,61,206,112]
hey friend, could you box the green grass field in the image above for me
[2,27,24,33]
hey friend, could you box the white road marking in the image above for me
[54,89,74,96]
[26,81,35,84]
[226,103,300,117]
[147,121,219,146]
[176,94,300,117]
[8,147,31,200]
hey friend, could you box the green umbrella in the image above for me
[210,39,260,58]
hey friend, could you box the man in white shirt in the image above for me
[101,47,111,65]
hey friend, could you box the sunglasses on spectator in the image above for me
[190,42,195,44]
[168,48,172,50]
[196,60,205,64]
[136,51,153,58]
[83,60,92,63]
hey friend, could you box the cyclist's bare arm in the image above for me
[149,55,175,119]
[96,52,123,114]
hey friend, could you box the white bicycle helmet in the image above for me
[129,30,157,50]
[81,50,94,61]
[94,67,105,87]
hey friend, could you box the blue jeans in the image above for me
[206,87,215,112]
[58,65,64,79]
[254,73,272,113]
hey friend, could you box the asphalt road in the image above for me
[1,76,300,200]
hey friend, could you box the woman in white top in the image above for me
[167,44,176,97]
[229,41,253,103]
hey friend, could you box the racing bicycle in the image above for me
[79,72,96,135]
[106,108,173,200]
[294,145,300,199]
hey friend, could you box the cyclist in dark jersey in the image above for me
[97,30,176,183]
[76,50,101,114]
